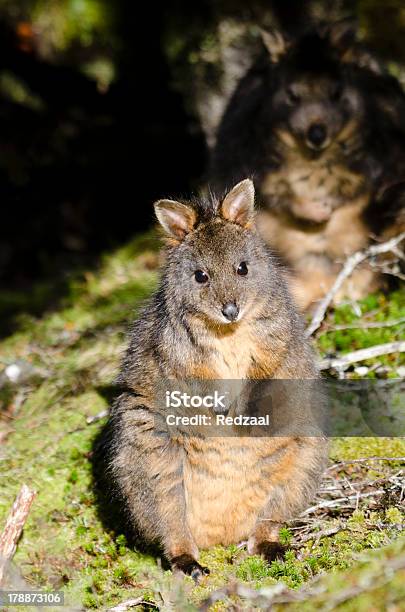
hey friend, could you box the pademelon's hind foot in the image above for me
[172,553,210,583]
[248,521,286,564]
[255,540,286,563]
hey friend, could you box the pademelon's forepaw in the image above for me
[172,554,210,583]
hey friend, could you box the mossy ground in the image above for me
[0,233,404,610]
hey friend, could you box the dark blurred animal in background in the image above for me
[209,20,405,309]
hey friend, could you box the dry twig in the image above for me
[306,232,405,337]
[108,597,159,611]
[0,484,36,585]
[319,317,405,334]
[292,524,344,546]
[302,490,385,516]
[86,409,109,425]
[318,341,405,370]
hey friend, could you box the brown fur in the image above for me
[260,129,366,223]
[102,180,328,580]
[210,23,405,310]
[257,191,379,308]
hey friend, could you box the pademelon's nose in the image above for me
[222,302,239,322]
[307,123,327,148]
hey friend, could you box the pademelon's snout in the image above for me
[306,122,328,149]
[221,302,239,322]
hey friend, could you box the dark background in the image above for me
[0,0,404,296]
[0,0,207,289]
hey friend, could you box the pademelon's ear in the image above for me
[154,199,196,240]
[221,179,255,227]
[321,18,357,54]
[260,28,289,63]
[323,18,382,73]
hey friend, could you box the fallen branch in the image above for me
[319,317,405,334]
[306,232,405,337]
[86,409,109,425]
[318,340,405,370]
[368,259,405,281]
[293,524,344,546]
[108,597,158,611]
[302,490,385,516]
[0,484,36,585]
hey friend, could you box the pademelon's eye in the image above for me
[194,270,209,283]
[237,261,248,276]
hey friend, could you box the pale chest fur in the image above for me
[258,192,370,264]
[185,317,261,380]
[183,437,294,548]
[261,147,366,209]
[257,166,373,309]
[257,195,376,309]
[209,325,255,379]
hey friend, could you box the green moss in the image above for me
[273,537,405,611]
[317,290,405,375]
[279,527,293,546]
[236,556,273,582]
